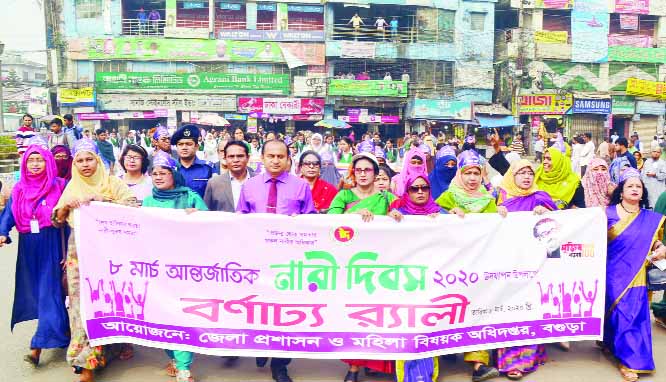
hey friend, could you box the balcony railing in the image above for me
[122,19,166,36]
[176,18,209,29]
[331,24,453,43]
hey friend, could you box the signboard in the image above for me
[95,72,290,94]
[535,0,573,9]
[615,0,649,14]
[3,101,28,114]
[58,87,96,107]
[293,76,328,97]
[237,98,325,115]
[409,99,472,120]
[340,41,376,59]
[97,94,237,111]
[28,87,49,117]
[571,10,609,63]
[338,115,400,124]
[287,5,323,12]
[611,95,635,114]
[517,94,573,115]
[636,101,666,115]
[534,31,568,44]
[608,34,652,48]
[608,46,666,63]
[68,38,325,66]
[78,110,169,120]
[218,30,325,42]
[328,80,408,97]
[626,78,666,100]
[77,203,606,359]
[572,98,611,114]
[619,14,638,30]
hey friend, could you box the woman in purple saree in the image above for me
[605,168,666,382]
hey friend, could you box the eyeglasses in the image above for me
[354,167,374,174]
[302,161,320,168]
[125,155,143,162]
[54,154,69,160]
[408,185,431,193]
[515,170,534,177]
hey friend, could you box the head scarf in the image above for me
[535,146,580,209]
[619,167,641,183]
[390,175,440,215]
[51,145,72,181]
[11,145,64,232]
[581,157,612,207]
[56,139,134,224]
[151,151,191,208]
[392,146,428,195]
[374,146,386,159]
[447,150,494,213]
[499,159,538,199]
[153,125,169,140]
[309,133,324,152]
[429,146,457,200]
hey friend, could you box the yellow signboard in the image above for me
[535,30,568,44]
[517,94,573,115]
[626,78,666,100]
[58,87,95,106]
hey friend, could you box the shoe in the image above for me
[344,371,359,382]
[223,356,240,368]
[256,357,268,368]
[166,360,177,377]
[176,369,194,382]
[272,367,293,382]
[655,317,666,329]
[472,365,500,382]
[23,354,39,367]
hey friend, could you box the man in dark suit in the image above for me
[204,140,256,212]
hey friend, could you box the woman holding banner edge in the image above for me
[52,138,137,382]
[605,168,666,382]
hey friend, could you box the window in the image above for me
[94,61,128,73]
[470,12,486,32]
[22,71,30,81]
[34,73,46,80]
[414,60,454,97]
[76,0,103,19]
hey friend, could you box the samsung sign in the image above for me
[572,98,612,114]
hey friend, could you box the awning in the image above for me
[476,115,517,128]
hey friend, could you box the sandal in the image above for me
[655,317,666,329]
[176,369,194,382]
[619,365,638,382]
[344,371,359,382]
[119,344,134,361]
[23,354,39,367]
[506,370,523,380]
[165,360,177,377]
[556,342,571,352]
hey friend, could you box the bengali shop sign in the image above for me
[237,97,324,115]
[409,99,472,120]
[518,94,573,114]
[608,46,666,63]
[614,0,649,14]
[534,30,568,44]
[97,94,237,112]
[626,78,666,100]
[218,30,325,42]
[95,72,290,94]
[328,80,408,97]
[76,204,606,358]
[58,87,95,107]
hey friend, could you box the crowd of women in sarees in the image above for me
[3,134,666,382]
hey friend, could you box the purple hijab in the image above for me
[499,190,558,212]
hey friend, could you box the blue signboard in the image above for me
[287,5,324,13]
[183,1,205,9]
[572,98,611,114]
[257,3,276,11]
[219,2,242,10]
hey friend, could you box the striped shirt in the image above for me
[16,126,36,155]
[511,139,525,156]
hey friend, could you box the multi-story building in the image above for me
[1,52,47,87]
[47,0,497,140]
[496,0,666,150]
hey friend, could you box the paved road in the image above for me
[1,244,665,382]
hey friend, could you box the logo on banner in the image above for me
[187,74,201,88]
[333,226,355,243]
[560,242,595,258]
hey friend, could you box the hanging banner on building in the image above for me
[77,110,169,121]
[534,31,568,44]
[280,43,326,68]
[619,14,639,30]
[76,203,606,359]
[615,0,649,14]
[572,98,612,114]
[97,94,237,112]
[237,97,325,115]
[28,87,49,117]
[571,10,609,63]
[3,101,28,114]
[608,34,652,48]
[58,87,96,107]
[293,76,328,97]
[95,72,290,94]
[535,0,573,9]
[611,95,635,114]
[608,46,666,63]
[338,114,400,124]
[328,80,408,97]
[636,101,666,115]
[517,94,574,115]
[626,78,666,99]
[218,30,325,42]
[408,99,472,120]
[68,38,324,66]
[340,41,376,59]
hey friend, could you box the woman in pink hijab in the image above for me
[582,157,615,207]
[391,146,428,195]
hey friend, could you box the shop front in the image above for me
[611,95,635,138]
[237,97,324,134]
[517,93,574,146]
[634,100,666,150]
[570,97,612,144]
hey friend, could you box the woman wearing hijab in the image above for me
[429,146,457,200]
[634,151,644,171]
[143,151,206,382]
[306,133,341,186]
[52,139,136,382]
[0,138,70,367]
[436,150,498,215]
[582,158,615,208]
[51,144,73,181]
[494,159,556,380]
[119,144,152,203]
[605,169,665,382]
[298,150,338,213]
[328,152,396,382]
[391,147,428,196]
[535,146,585,210]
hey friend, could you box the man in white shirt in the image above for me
[611,132,619,144]
[580,132,596,176]
[641,144,666,209]
[534,136,545,163]
[203,140,256,212]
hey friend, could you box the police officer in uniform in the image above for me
[170,124,213,198]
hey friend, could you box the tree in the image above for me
[4,69,22,87]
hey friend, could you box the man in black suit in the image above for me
[204,140,255,212]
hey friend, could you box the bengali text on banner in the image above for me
[75,204,607,359]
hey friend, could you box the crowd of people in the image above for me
[3,113,666,382]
